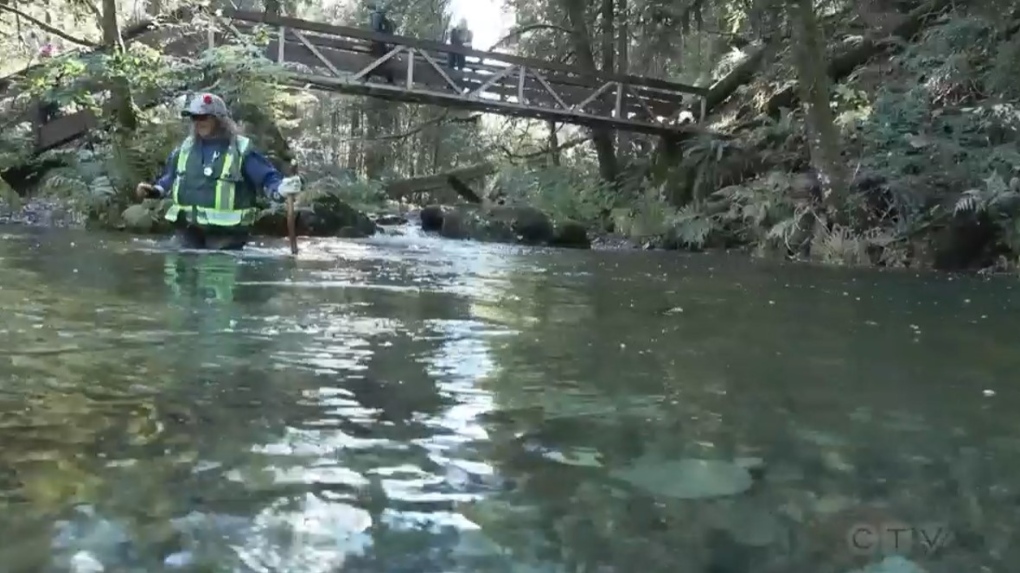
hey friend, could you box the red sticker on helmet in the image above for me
[203,94,213,104]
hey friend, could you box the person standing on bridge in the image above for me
[368,3,395,84]
[37,43,61,125]
[447,18,472,71]
[134,93,302,250]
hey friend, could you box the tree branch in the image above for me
[339,111,450,143]
[486,23,573,51]
[0,4,98,47]
[497,135,591,161]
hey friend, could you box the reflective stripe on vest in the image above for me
[166,135,254,226]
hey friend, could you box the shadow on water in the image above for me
[0,225,1018,572]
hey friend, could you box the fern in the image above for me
[669,204,718,248]
[954,172,1020,215]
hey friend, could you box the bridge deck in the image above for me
[219,10,705,136]
[14,9,707,154]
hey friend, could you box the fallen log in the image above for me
[702,42,770,116]
[384,163,495,199]
[447,175,483,203]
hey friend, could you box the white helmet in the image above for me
[181,92,229,118]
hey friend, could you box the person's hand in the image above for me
[135,182,156,200]
[276,176,302,200]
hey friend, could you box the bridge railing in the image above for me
[220,10,707,132]
[5,7,708,155]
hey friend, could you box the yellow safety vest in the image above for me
[164,135,257,227]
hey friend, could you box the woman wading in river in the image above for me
[135,93,302,250]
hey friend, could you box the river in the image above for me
[0,224,1016,573]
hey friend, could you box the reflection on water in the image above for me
[0,225,1017,572]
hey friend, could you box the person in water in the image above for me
[135,93,301,250]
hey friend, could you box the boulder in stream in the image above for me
[439,204,554,244]
[420,204,445,231]
[252,194,377,238]
[421,203,590,247]
[550,220,591,249]
[117,199,173,234]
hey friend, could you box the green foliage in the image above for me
[302,176,389,211]
[0,123,35,172]
[680,134,741,202]
[486,164,616,225]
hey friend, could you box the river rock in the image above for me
[253,194,376,238]
[420,204,445,231]
[550,220,591,249]
[609,457,754,500]
[118,199,172,233]
[120,204,154,232]
[434,204,555,244]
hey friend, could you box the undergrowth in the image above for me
[4,4,1020,271]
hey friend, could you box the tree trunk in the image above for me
[546,120,560,166]
[101,0,137,132]
[600,0,614,76]
[347,105,361,174]
[364,99,393,179]
[563,0,618,183]
[615,0,631,161]
[788,0,847,209]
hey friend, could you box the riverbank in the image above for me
[4,2,1020,271]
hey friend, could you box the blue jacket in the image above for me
[154,137,284,201]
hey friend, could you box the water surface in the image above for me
[0,225,1016,573]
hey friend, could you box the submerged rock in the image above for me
[609,457,754,500]
[847,556,926,573]
[69,551,104,573]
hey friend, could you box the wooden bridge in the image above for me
[14,8,707,154]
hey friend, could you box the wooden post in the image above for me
[517,66,526,104]
[406,49,414,88]
[278,26,286,62]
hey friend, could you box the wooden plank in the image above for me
[225,9,707,97]
[287,72,706,136]
[36,110,99,152]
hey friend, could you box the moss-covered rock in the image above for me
[117,199,173,233]
[427,204,559,246]
[420,204,445,231]
[252,194,377,238]
[550,220,591,249]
